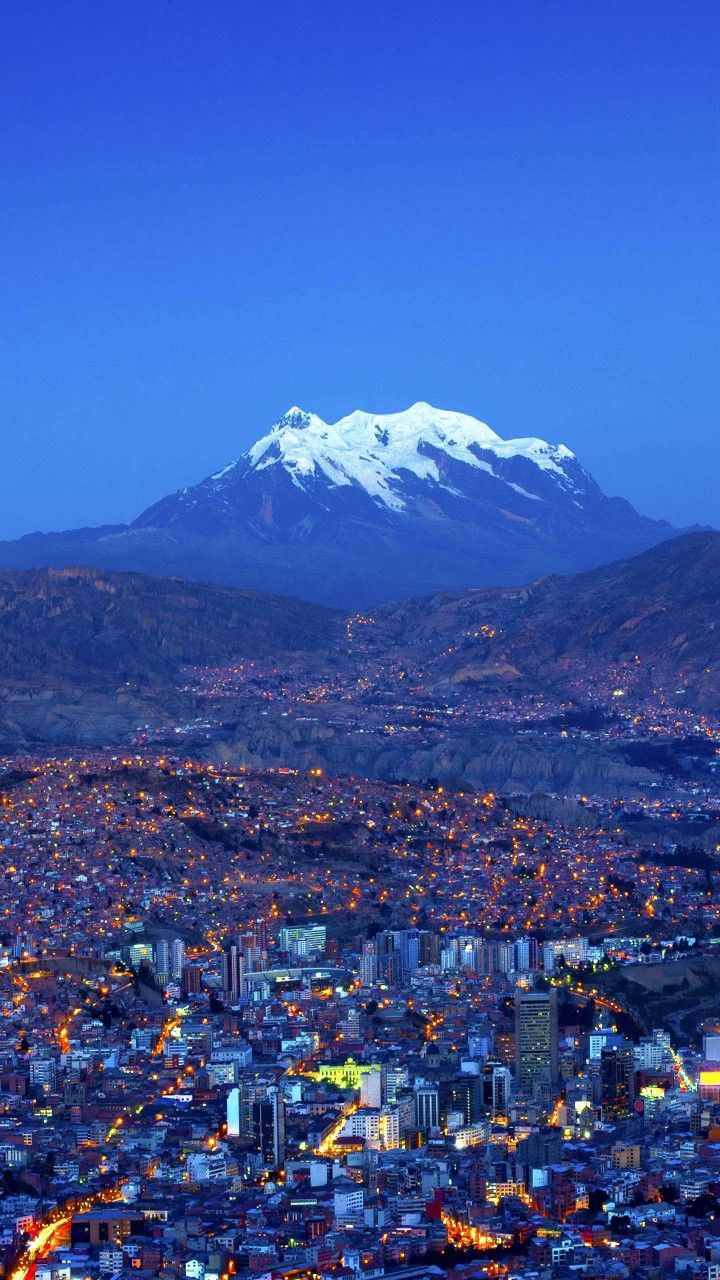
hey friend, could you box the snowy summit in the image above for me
[105,396,675,607]
[224,401,582,512]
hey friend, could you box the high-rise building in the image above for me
[154,939,170,979]
[515,989,559,1091]
[379,952,403,986]
[170,938,185,980]
[373,929,420,980]
[223,944,245,1003]
[514,937,539,973]
[483,1059,511,1117]
[635,1029,672,1072]
[477,941,516,974]
[181,964,202,996]
[588,1027,622,1060]
[441,1073,483,1127]
[418,931,440,967]
[415,1084,440,1131]
[382,1063,409,1105]
[238,932,263,974]
[29,1057,57,1094]
[393,929,420,976]
[249,1086,286,1168]
[360,1068,382,1109]
[253,918,268,952]
[226,1086,240,1138]
[600,1043,635,1119]
[360,941,378,987]
[468,1020,494,1060]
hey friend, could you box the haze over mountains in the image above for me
[0,403,681,606]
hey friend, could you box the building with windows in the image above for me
[515,989,559,1091]
[600,1042,636,1119]
[222,944,244,1002]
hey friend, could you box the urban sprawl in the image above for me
[1,735,720,1280]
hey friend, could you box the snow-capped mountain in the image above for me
[238,402,584,511]
[0,402,680,606]
[134,402,602,536]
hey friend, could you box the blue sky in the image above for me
[1,0,718,537]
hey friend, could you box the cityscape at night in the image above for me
[2,2,720,1279]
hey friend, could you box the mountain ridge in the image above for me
[0,402,686,606]
[0,533,717,795]
[370,529,720,708]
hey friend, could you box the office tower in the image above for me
[635,1029,672,1072]
[375,930,396,977]
[250,1086,286,1168]
[345,1006,361,1039]
[29,1057,57,1093]
[325,937,340,963]
[589,1026,622,1061]
[515,989,559,1091]
[128,942,153,967]
[483,1059,511,1117]
[237,932,263,975]
[223,944,245,1002]
[376,927,421,976]
[418,931,440,967]
[477,941,515,975]
[170,938,185,980]
[226,1086,241,1138]
[600,1042,636,1119]
[381,952,403,986]
[415,1084,440,1131]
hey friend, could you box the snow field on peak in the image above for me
[230,402,580,511]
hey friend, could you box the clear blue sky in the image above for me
[1,0,718,537]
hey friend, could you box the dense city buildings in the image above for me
[0,729,719,1280]
[2,0,715,1276]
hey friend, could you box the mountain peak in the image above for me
[278,406,315,428]
[238,401,584,512]
[1,396,679,609]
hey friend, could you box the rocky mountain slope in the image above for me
[0,565,334,679]
[0,567,335,748]
[0,403,679,606]
[372,530,720,709]
[0,534,717,797]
